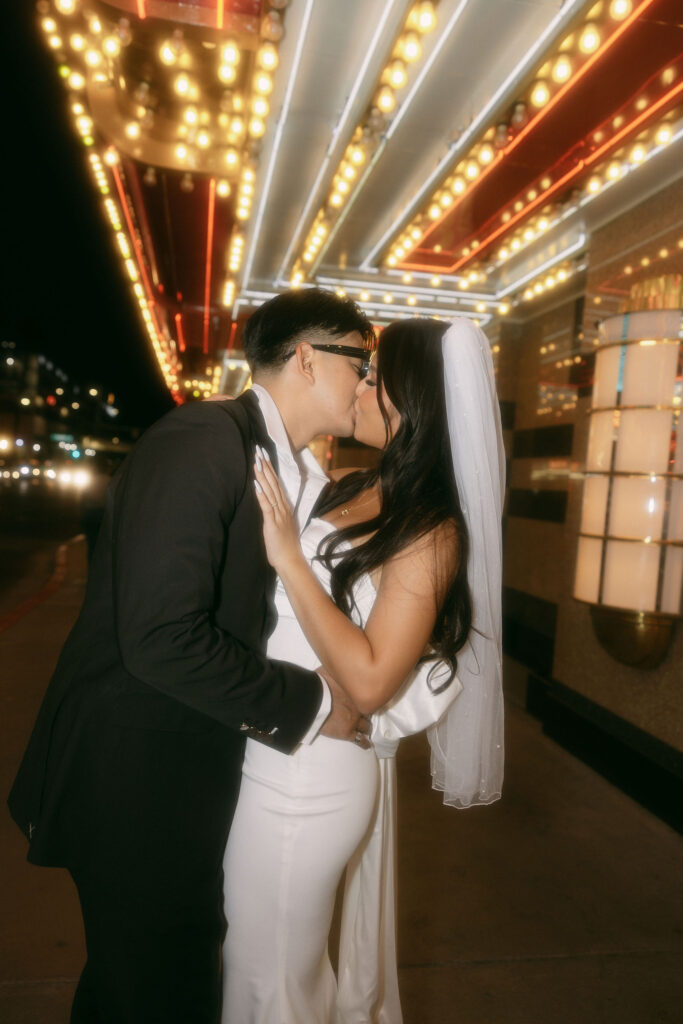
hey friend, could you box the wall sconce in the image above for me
[574,283,682,668]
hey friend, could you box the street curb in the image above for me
[0,535,84,635]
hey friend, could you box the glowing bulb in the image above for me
[125,121,141,139]
[257,42,278,70]
[252,96,269,118]
[415,1,436,33]
[330,192,344,208]
[160,41,177,65]
[376,86,396,113]
[68,71,85,89]
[175,143,188,159]
[400,32,422,63]
[41,18,57,33]
[197,130,211,149]
[629,143,646,163]
[431,276,441,287]
[452,176,466,194]
[587,176,601,193]
[85,49,102,68]
[579,24,601,53]
[387,59,407,90]
[103,36,120,58]
[184,106,198,125]
[439,191,453,208]
[479,143,494,165]
[465,160,479,180]
[349,146,365,166]
[428,204,441,220]
[174,73,191,97]
[656,124,673,146]
[531,81,550,107]
[552,56,572,82]
[248,117,266,138]
[609,0,632,18]
[56,0,78,13]
[230,117,245,136]
[221,41,240,65]
[342,163,356,181]
[218,64,237,85]
[70,33,85,51]
[499,302,510,315]
[254,72,273,96]
[606,161,621,180]
[224,147,240,169]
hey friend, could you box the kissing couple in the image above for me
[9,287,505,1023]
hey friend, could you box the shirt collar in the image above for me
[250,384,330,524]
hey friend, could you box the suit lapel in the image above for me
[234,390,279,473]
[232,390,278,637]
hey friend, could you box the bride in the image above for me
[222,316,505,1023]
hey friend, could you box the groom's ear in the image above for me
[292,342,316,385]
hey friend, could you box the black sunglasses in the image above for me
[284,343,372,379]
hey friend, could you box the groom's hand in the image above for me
[318,669,372,749]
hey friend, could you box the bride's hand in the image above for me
[253,446,303,573]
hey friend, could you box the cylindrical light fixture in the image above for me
[574,281,682,666]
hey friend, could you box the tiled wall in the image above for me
[496,177,683,756]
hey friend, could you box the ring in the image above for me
[354,730,364,745]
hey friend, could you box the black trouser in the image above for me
[64,713,244,1023]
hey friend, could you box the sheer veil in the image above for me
[427,318,506,807]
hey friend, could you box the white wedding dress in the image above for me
[222,517,462,1024]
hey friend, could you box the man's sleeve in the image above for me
[112,408,323,753]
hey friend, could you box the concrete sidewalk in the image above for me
[1,539,682,1023]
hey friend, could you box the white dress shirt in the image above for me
[250,384,332,743]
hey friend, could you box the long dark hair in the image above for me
[315,318,472,691]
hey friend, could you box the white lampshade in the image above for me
[574,308,682,616]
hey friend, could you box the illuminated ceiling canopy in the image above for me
[37,0,683,400]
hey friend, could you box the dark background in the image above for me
[2,5,174,429]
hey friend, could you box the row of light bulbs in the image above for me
[91,146,181,396]
[485,117,676,275]
[382,0,639,270]
[327,284,511,318]
[38,0,291,398]
[291,1,438,287]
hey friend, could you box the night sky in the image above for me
[3,6,174,429]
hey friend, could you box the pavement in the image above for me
[1,538,682,1023]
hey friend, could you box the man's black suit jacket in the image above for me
[8,391,323,868]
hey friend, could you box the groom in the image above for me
[8,288,376,1023]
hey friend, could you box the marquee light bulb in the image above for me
[531,80,550,107]
[552,56,572,82]
[579,24,601,53]
[400,32,422,63]
[257,43,278,70]
[253,72,273,96]
[609,0,632,18]
[221,41,240,65]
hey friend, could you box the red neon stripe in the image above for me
[404,0,657,265]
[404,74,683,276]
[136,0,147,19]
[203,179,217,356]
[502,0,656,155]
[228,320,238,352]
[175,312,187,353]
[586,78,683,166]
[217,0,225,29]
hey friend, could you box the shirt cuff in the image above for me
[299,675,332,744]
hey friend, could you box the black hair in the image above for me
[315,318,472,691]
[242,288,375,373]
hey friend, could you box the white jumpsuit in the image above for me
[222,517,461,1023]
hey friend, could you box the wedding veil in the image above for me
[427,318,506,807]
